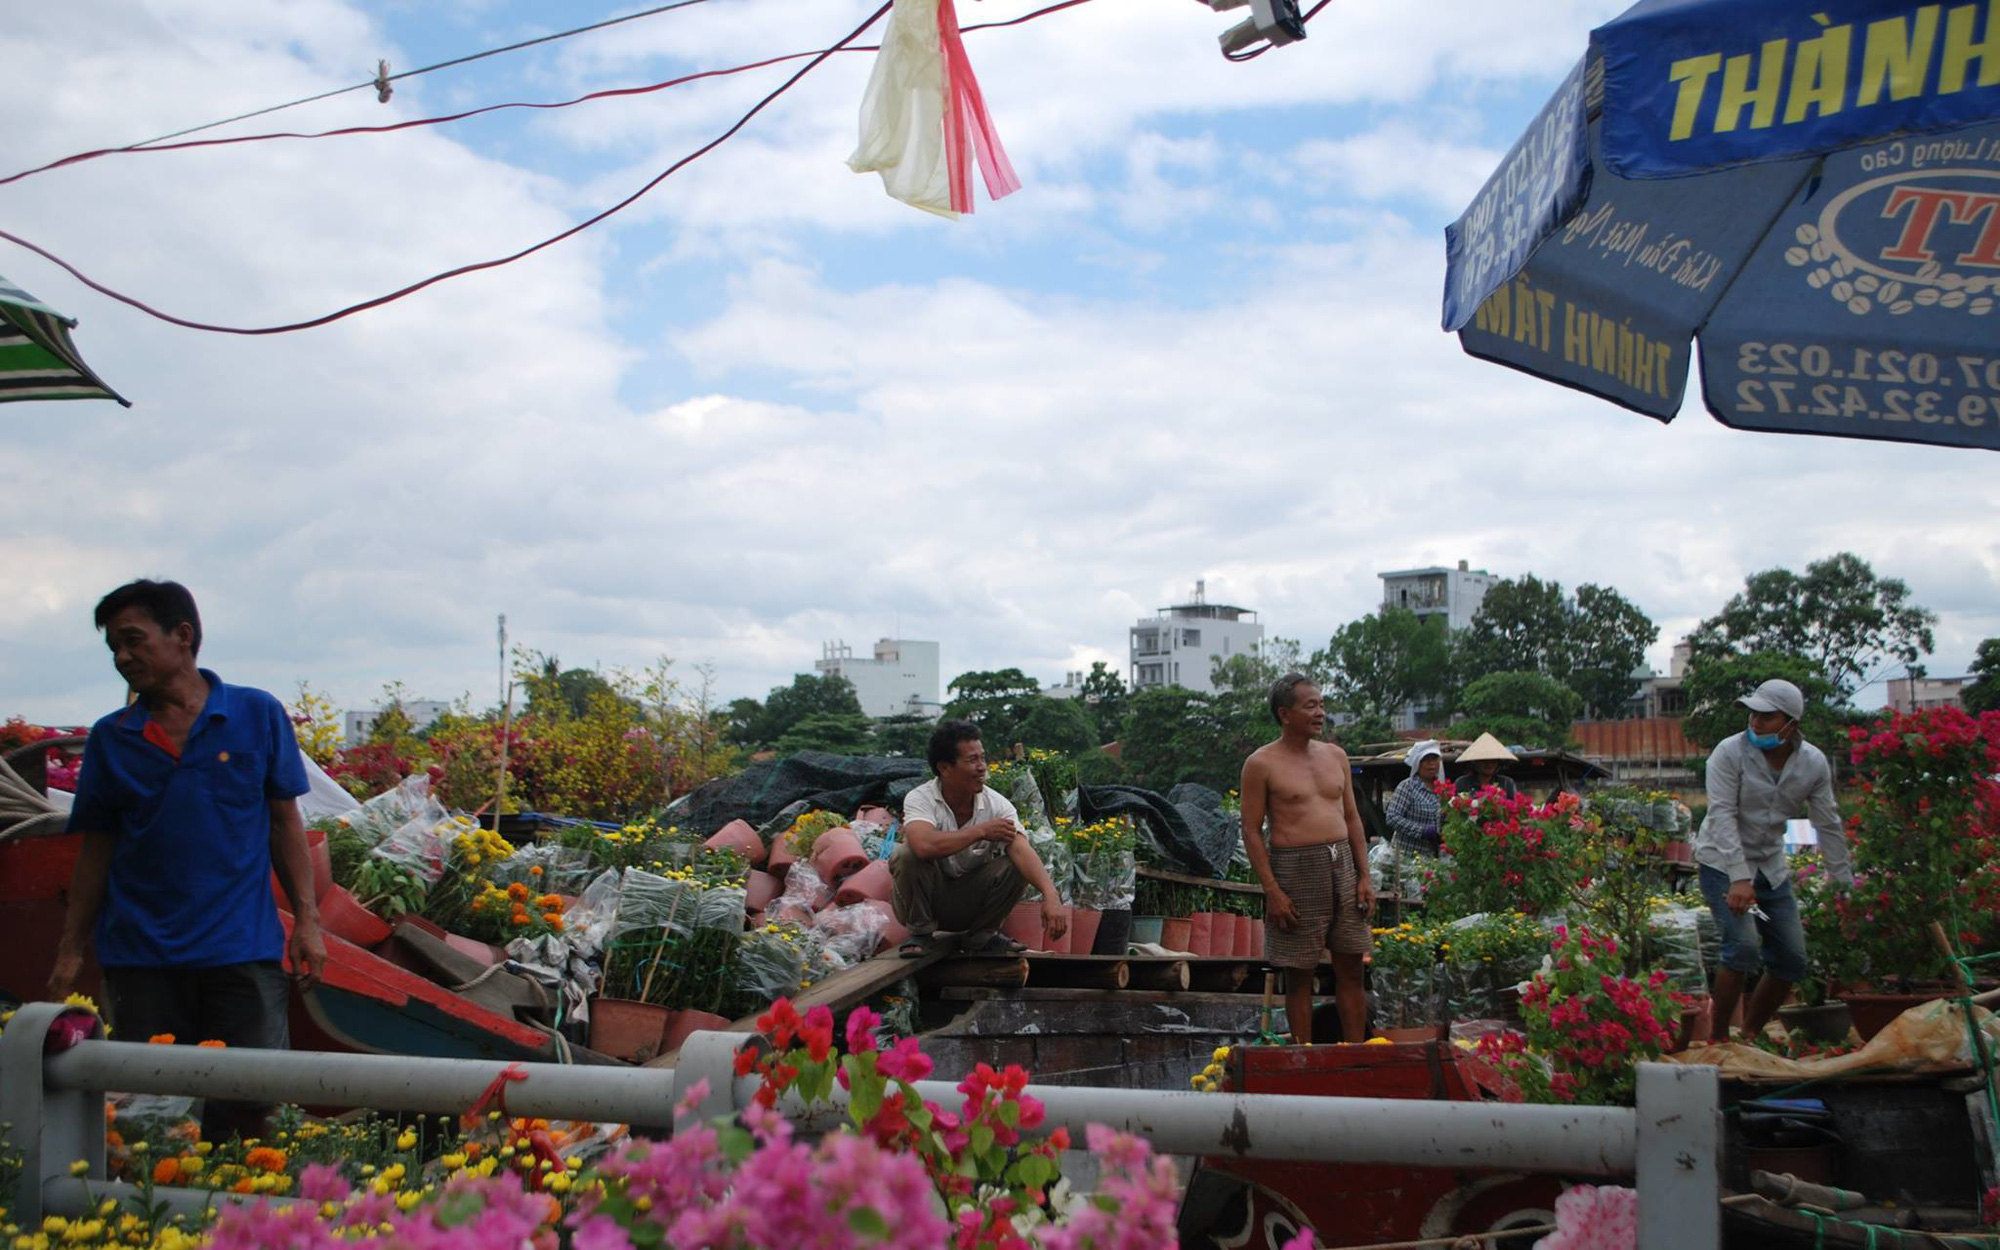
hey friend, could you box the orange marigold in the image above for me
[232,1178,256,1194]
[536,894,562,910]
[507,882,531,902]
[245,1146,288,1173]
[528,866,544,877]
[197,1039,227,1048]
[545,915,565,931]
[152,1158,180,1185]
[148,1033,177,1045]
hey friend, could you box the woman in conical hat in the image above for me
[1451,732,1518,800]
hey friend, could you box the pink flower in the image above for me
[1535,1185,1638,1250]
[845,1004,882,1054]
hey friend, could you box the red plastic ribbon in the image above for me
[462,1063,529,1130]
[936,0,1020,214]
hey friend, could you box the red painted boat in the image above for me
[0,826,563,1064]
[1178,1040,1567,1249]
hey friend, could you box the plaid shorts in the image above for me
[1264,842,1372,970]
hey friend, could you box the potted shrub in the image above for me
[1835,708,2000,1036]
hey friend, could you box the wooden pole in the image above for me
[918,957,1030,990]
[1027,958,1130,991]
[1127,959,1191,992]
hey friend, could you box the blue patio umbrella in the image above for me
[1442,0,2000,450]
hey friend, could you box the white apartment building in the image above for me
[1378,559,1499,632]
[815,639,942,719]
[1129,581,1264,694]
[343,700,451,746]
[1887,673,1966,713]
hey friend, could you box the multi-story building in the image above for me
[1043,672,1087,700]
[1887,673,1966,713]
[1377,559,1498,633]
[814,639,942,719]
[1631,640,1692,719]
[343,700,450,747]
[1129,581,1263,694]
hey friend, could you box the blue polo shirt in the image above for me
[67,669,309,969]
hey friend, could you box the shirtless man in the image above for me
[1239,673,1374,1044]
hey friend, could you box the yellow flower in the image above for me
[396,1130,418,1151]
[67,1162,88,1177]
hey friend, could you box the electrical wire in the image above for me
[2,0,1099,189]
[0,2,894,336]
[126,0,720,150]
[0,0,1098,336]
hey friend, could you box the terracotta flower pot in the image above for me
[704,819,767,867]
[317,885,392,948]
[1249,918,1265,959]
[590,997,673,1064]
[1235,914,1257,957]
[1840,990,1945,1042]
[1187,912,1213,957]
[745,869,782,913]
[834,859,893,907]
[661,1008,732,1054]
[1068,908,1103,958]
[772,904,815,927]
[1204,912,1237,958]
[270,826,336,911]
[1046,903,1074,953]
[809,828,867,884]
[767,834,798,880]
[1001,901,1047,950]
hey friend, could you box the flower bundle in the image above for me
[1060,815,1137,910]
[1489,924,1690,1106]
[1843,706,2000,985]
[1428,789,1593,919]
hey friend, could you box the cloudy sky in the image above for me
[5,0,1994,726]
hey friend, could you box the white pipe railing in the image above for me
[0,1001,1721,1249]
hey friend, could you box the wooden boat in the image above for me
[0,825,569,1064]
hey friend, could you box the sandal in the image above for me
[971,934,1029,955]
[899,935,941,959]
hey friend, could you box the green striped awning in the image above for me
[0,273,128,406]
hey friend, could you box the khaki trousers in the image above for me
[890,844,1028,942]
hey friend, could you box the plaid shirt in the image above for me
[1385,776,1442,856]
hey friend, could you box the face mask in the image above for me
[1746,723,1785,751]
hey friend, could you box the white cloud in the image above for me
[1,0,1991,735]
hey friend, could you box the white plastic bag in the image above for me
[848,0,1019,217]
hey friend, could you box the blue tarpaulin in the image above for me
[1443,0,2000,450]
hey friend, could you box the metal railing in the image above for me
[0,1001,1721,1248]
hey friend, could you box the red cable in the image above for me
[0,2,894,336]
[0,0,1097,337]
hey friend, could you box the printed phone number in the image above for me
[1734,344,2000,429]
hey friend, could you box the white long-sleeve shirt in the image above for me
[1695,732,1853,889]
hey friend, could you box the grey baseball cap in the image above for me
[1739,678,1805,721]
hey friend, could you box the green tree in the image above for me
[871,713,935,758]
[944,668,1044,746]
[1117,685,1278,792]
[1456,577,1657,718]
[1964,639,2000,715]
[516,651,625,721]
[729,672,865,750]
[1688,552,1937,698]
[1311,608,1452,727]
[1453,670,1582,749]
[1078,661,1128,744]
[774,710,875,756]
[1014,696,1101,755]
[1331,708,1399,750]
[1680,651,1852,754]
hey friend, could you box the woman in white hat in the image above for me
[1386,740,1446,857]
[1451,733,1519,799]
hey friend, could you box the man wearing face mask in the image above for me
[1694,678,1853,1042]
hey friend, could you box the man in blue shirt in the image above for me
[48,580,325,1142]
